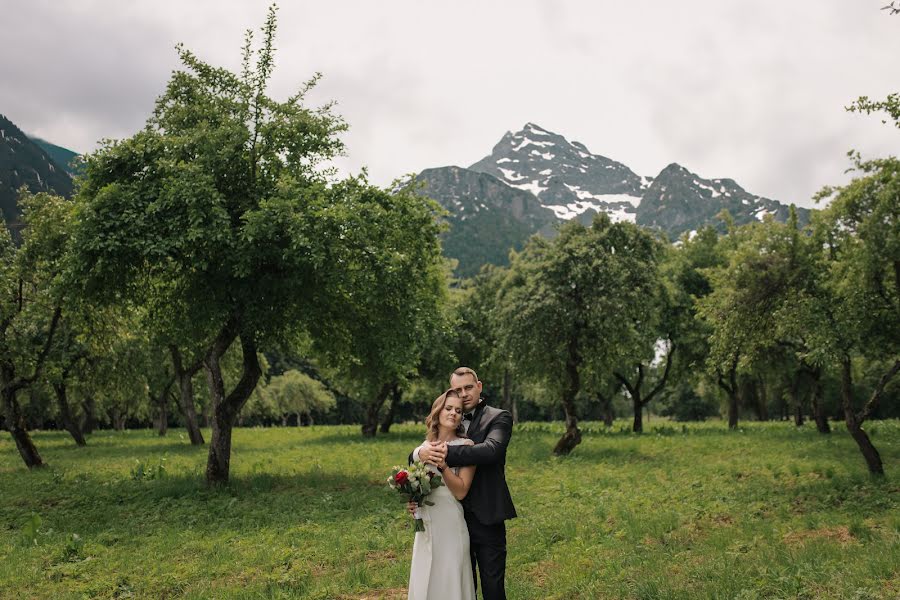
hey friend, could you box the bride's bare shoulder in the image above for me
[460,438,475,446]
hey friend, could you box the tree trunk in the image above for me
[170,346,204,445]
[553,341,582,455]
[597,392,614,427]
[81,396,97,434]
[756,377,769,421]
[207,408,235,484]
[157,400,169,437]
[113,409,126,432]
[0,307,61,468]
[53,382,86,446]
[632,396,643,433]
[790,372,804,427]
[728,387,739,429]
[840,356,883,475]
[615,343,675,434]
[502,369,518,424]
[155,379,174,437]
[810,367,830,434]
[380,384,401,434]
[204,327,262,485]
[2,385,44,468]
[717,366,740,429]
[362,382,392,437]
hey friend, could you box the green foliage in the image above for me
[658,383,720,421]
[698,209,817,373]
[130,456,168,481]
[450,264,509,389]
[813,155,900,363]
[498,214,665,396]
[19,512,42,546]
[68,7,350,352]
[847,93,900,129]
[258,369,335,422]
[60,533,84,561]
[307,178,449,390]
[65,5,449,466]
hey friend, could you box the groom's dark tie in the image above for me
[463,412,473,421]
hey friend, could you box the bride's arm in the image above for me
[439,463,476,500]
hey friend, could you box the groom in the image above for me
[412,367,517,600]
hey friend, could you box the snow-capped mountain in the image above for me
[469,122,646,223]
[415,166,558,277]
[417,123,810,277]
[636,162,798,234]
[0,114,74,228]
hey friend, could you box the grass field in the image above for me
[1,420,898,599]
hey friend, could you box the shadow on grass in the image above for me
[1,467,385,538]
[306,429,429,446]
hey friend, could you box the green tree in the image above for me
[661,226,727,422]
[451,265,518,421]
[263,369,335,425]
[699,209,836,432]
[312,180,447,438]
[812,155,900,474]
[498,215,663,454]
[0,190,66,467]
[69,7,404,483]
[610,241,675,434]
[695,212,761,429]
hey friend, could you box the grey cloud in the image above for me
[1,0,897,207]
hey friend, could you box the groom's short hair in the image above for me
[451,367,479,382]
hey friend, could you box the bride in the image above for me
[408,389,476,600]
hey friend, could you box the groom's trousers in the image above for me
[465,513,506,600]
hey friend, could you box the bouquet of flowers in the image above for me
[387,461,444,532]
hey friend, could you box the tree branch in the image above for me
[11,306,62,393]
[613,370,637,399]
[857,359,900,423]
[223,332,262,412]
[644,341,676,405]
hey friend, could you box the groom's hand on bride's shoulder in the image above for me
[419,441,447,464]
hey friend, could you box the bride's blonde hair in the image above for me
[424,389,466,442]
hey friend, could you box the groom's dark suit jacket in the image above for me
[446,402,517,526]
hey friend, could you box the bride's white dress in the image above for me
[408,438,475,600]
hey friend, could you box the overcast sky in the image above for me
[2,1,898,207]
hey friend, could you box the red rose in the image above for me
[395,471,409,486]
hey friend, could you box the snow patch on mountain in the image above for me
[510,180,548,196]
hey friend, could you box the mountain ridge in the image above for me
[0,114,74,228]
[418,122,810,276]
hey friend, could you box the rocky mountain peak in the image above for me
[469,123,645,224]
[637,162,804,235]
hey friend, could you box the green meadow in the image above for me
[1,421,898,599]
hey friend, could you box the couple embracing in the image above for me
[406,367,517,600]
